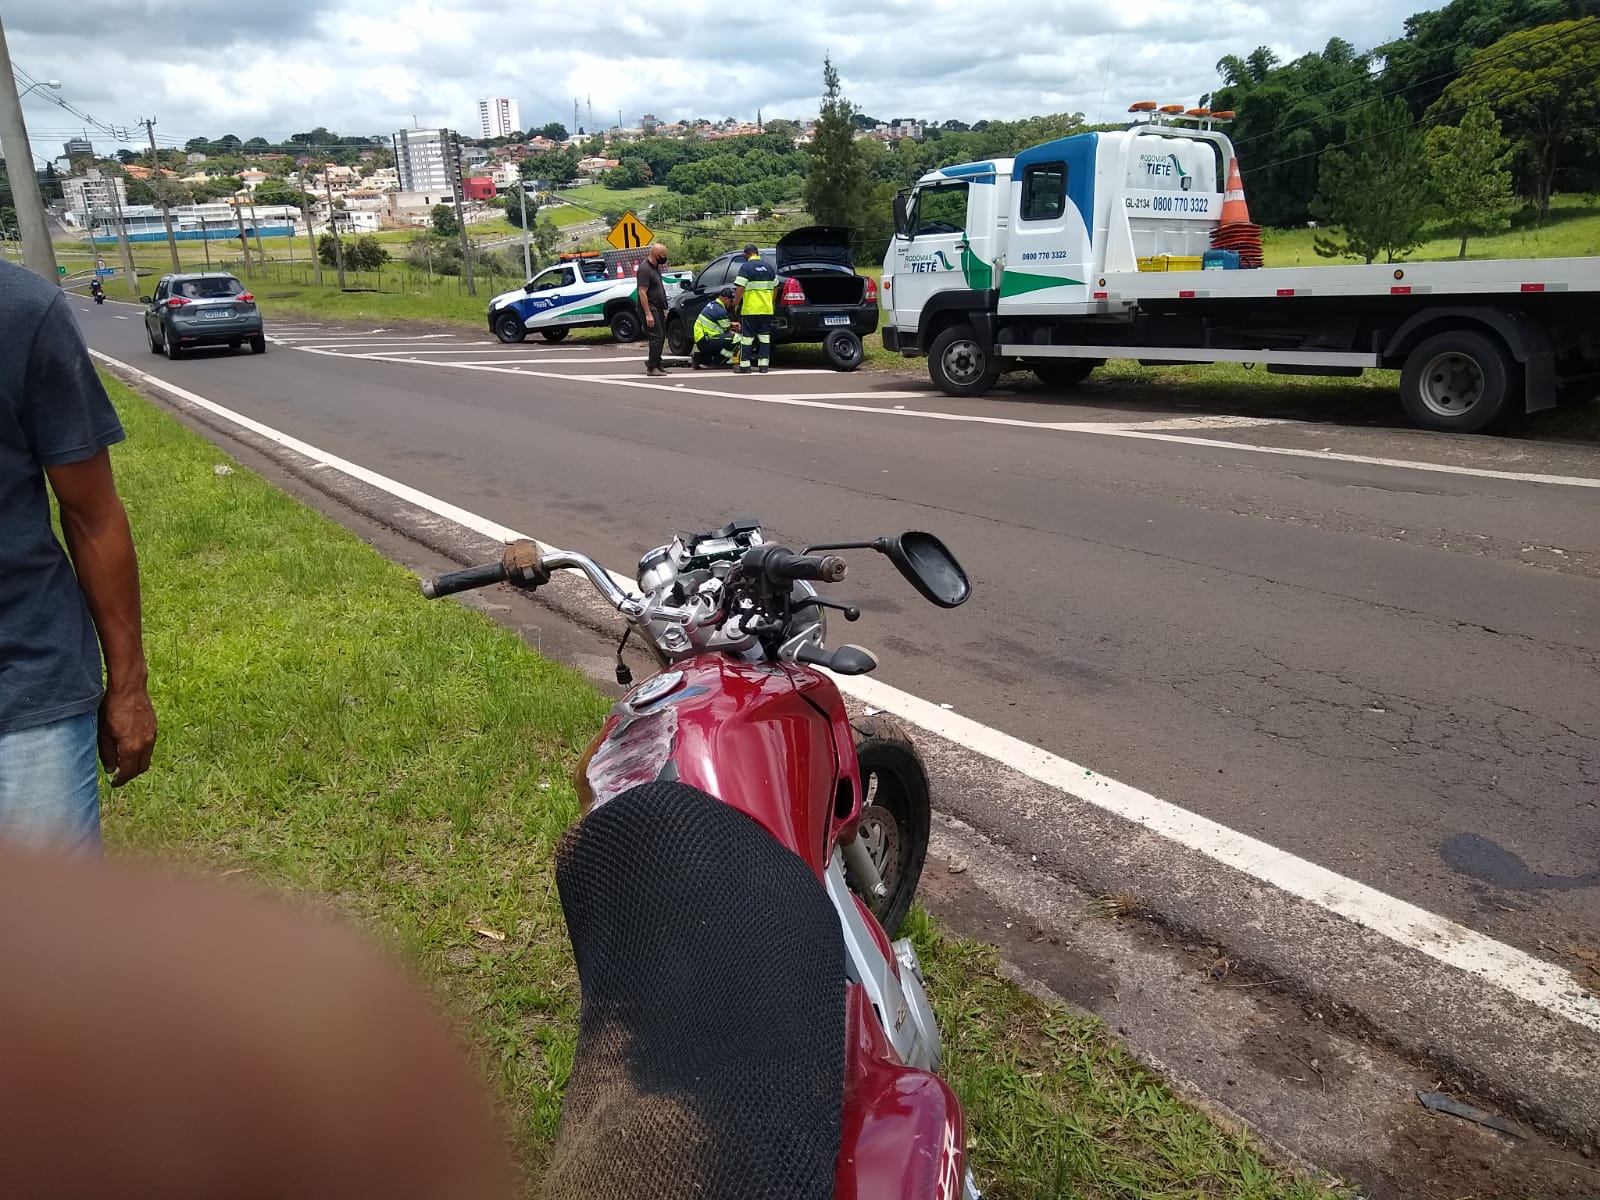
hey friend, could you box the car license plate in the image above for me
[823,315,851,326]
[202,308,233,320]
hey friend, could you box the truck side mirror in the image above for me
[892,191,913,240]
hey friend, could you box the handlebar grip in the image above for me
[421,561,507,599]
[746,545,847,585]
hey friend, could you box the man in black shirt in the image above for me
[636,242,671,377]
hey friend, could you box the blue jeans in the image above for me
[0,711,102,855]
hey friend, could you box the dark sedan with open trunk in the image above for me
[664,227,879,371]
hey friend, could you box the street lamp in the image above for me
[16,78,61,100]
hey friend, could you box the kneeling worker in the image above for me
[692,287,739,369]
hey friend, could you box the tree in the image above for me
[1426,105,1516,256]
[1380,0,1587,116]
[502,183,540,228]
[804,56,869,240]
[185,136,210,153]
[1435,18,1600,218]
[431,204,459,236]
[253,182,316,210]
[244,137,271,149]
[1311,97,1432,263]
[115,149,137,165]
[603,157,651,189]
[1210,38,1382,226]
[345,235,390,271]
[538,122,569,142]
[532,214,561,264]
[317,233,341,267]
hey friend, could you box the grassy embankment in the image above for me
[107,373,1338,1199]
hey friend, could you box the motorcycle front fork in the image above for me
[841,832,888,901]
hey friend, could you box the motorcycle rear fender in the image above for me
[834,984,967,1200]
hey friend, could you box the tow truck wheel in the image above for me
[540,327,569,343]
[492,311,527,344]
[609,307,640,343]
[928,323,1000,397]
[1033,358,1101,389]
[1400,329,1516,433]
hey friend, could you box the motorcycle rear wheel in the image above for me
[848,714,931,938]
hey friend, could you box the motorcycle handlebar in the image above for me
[421,561,507,599]
[743,545,848,586]
[421,543,702,626]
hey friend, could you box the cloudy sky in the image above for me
[9,0,1419,152]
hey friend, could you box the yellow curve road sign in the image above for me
[607,211,653,251]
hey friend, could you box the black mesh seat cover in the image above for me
[540,782,846,1200]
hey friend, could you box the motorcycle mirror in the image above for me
[878,532,970,608]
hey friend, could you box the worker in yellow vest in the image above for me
[692,287,739,369]
[731,243,777,374]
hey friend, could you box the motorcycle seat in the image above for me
[541,782,845,1200]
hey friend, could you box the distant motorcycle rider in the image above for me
[89,278,104,304]
[692,287,739,369]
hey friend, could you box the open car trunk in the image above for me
[788,272,867,306]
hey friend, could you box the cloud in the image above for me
[9,0,1416,149]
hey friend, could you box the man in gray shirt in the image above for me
[0,261,156,852]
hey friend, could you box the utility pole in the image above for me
[519,181,531,277]
[199,215,211,270]
[248,195,264,259]
[140,118,181,272]
[0,16,61,282]
[232,201,252,276]
[301,202,321,285]
[106,173,138,296]
[323,175,345,289]
[449,131,474,296]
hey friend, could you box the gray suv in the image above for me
[142,272,265,359]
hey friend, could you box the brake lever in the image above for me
[797,596,861,622]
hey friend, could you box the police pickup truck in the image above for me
[486,249,691,344]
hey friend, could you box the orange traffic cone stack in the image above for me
[1211,157,1263,268]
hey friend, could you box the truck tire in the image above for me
[665,316,692,357]
[609,307,640,343]
[1400,330,1516,433]
[540,327,569,343]
[822,328,864,371]
[846,714,930,939]
[928,323,1000,397]
[1034,358,1101,389]
[492,311,526,344]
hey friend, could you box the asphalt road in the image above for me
[81,300,1600,972]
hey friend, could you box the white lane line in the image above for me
[287,346,1600,490]
[89,346,1600,1033]
[1118,414,1285,431]
[113,315,129,321]
[319,345,568,355]
[348,352,645,365]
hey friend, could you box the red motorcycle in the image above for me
[424,519,979,1199]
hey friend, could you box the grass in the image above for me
[1264,194,1600,266]
[549,183,669,214]
[105,373,1336,1199]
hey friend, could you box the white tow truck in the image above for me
[880,111,1600,432]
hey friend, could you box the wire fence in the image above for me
[239,259,524,299]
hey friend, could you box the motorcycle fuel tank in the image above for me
[576,653,862,875]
